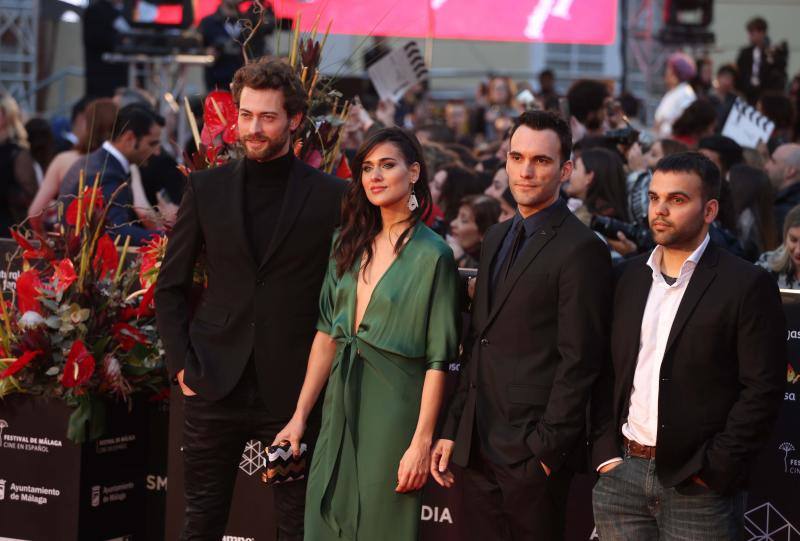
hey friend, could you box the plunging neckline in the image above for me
[352,224,418,334]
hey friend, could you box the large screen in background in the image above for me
[188,0,618,45]
[125,0,194,28]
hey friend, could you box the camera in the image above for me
[590,215,652,249]
[604,126,640,148]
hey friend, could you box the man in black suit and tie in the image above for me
[59,104,163,245]
[155,60,346,540]
[591,152,786,539]
[431,110,613,540]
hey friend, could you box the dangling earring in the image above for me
[408,184,419,211]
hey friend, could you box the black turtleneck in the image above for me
[243,151,293,263]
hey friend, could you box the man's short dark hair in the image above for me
[566,79,609,125]
[508,110,572,163]
[111,104,165,141]
[654,151,721,202]
[697,135,744,173]
[71,95,94,123]
[716,63,738,79]
[231,59,308,118]
[746,17,767,33]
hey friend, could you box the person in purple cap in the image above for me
[655,53,697,138]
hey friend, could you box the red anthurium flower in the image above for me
[119,306,139,321]
[61,340,95,388]
[335,155,352,180]
[136,284,155,318]
[200,90,238,146]
[52,259,78,293]
[16,270,43,314]
[139,235,165,288]
[93,234,118,280]
[66,187,105,227]
[10,229,50,260]
[0,350,42,379]
[112,322,148,351]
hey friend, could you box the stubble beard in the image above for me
[650,216,706,250]
[240,129,290,162]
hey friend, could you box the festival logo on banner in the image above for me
[778,442,799,476]
[0,478,6,501]
[0,419,64,454]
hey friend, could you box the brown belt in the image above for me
[623,436,656,459]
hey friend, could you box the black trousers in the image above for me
[181,361,307,541]
[460,443,573,541]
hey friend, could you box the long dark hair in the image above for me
[728,164,779,253]
[334,127,431,277]
[580,147,630,221]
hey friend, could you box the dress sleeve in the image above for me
[316,238,339,335]
[425,251,461,371]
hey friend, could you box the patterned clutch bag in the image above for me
[261,440,308,486]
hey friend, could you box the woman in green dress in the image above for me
[273,127,461,540]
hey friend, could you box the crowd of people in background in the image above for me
[1,15,800,292]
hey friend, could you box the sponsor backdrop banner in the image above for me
[0,395,169,540]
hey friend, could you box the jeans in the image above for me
[592,454,745,540]
[181,360,307,541]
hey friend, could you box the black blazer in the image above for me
[442,203,612,472]
[592,241,786,494]
[155,157,346,417]
[59,146,150,245]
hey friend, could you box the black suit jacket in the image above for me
[59,146,150,245]
[592,241,786,494]
[154,157,346,417]
[442,203,612,471]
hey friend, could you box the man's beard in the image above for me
[650,215,706,249]
[240,130,290,161]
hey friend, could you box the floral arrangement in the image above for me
[0,179,167,443]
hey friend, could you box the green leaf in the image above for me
[66,395,108,443]
[128,342,150,362]
[66,396,91,443]
[45,316,61,330]
[89,396,106,441]
[40,298,60,312]
[123,364,153,376]
[92,336,111,359]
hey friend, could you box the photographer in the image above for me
[566,147,629,227]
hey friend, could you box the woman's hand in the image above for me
[271,415,306,457]
[396,439,431,493]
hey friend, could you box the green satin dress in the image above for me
[304,224,461,541]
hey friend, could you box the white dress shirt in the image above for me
[102,140,131,175]
[598,234,710,471]
[622,234,710,446]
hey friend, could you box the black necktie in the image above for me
[501,221,526,281]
